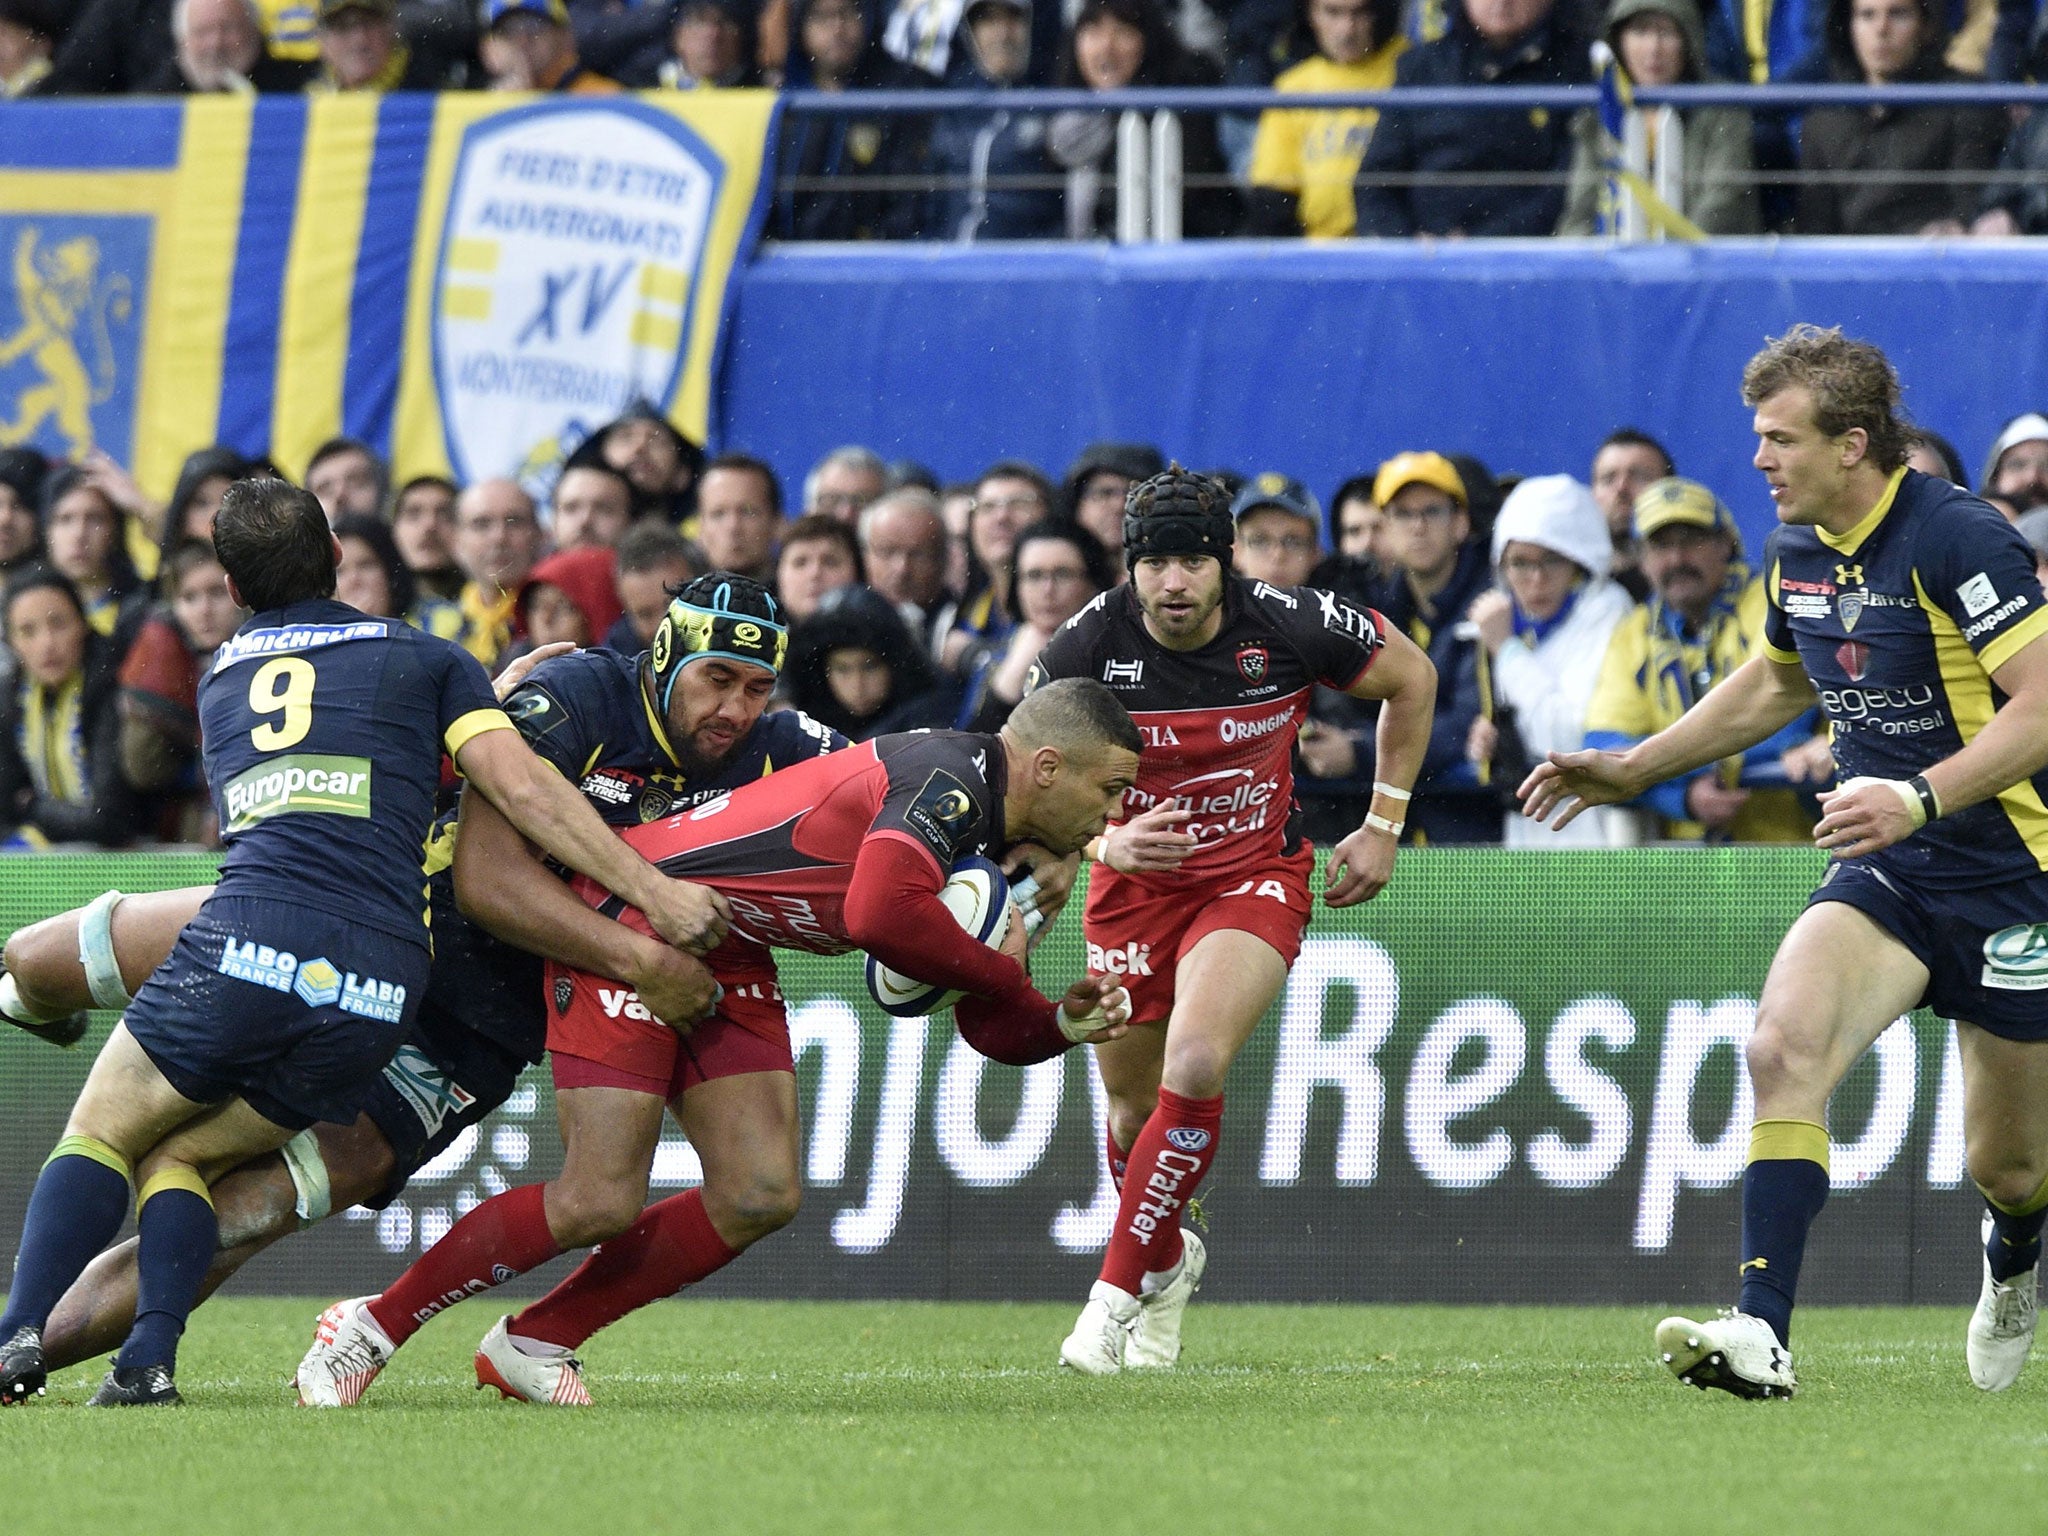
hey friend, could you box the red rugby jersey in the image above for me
[1026,577,1384,882]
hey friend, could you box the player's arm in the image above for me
[1322,623,1435,908]
[1520,652,1817,830]
[1816,632,2048,859]
[451,725,729,957]
[451,785,719,1027]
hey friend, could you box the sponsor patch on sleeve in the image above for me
[903,768,980,863]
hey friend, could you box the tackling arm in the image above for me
[452,726,729,956]
[450,786,719,1027]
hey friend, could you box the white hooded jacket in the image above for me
[1487,475,1642,847]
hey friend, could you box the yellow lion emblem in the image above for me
[0,228,132,459]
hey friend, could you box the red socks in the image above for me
[510,1189,739,1350]
[1099,1088,1223,1293]
[1106,1127,1128,1191]
[367,1183,563,1346]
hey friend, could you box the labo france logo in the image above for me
[217,939,405,1022]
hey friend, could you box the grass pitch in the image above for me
[3,1299,2042,1535]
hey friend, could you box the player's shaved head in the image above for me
[1006,677,1142,759]
[213,477,337,612]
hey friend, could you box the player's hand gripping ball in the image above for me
[865,855,1015,1017]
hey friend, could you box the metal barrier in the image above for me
[776,82,2048,244]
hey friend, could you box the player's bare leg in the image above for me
[491,1071,802,1401]
[301,1086,666,1407]
[1065,929,1287,1374]
[1,888,207,1047]
[1955,1024,2048,1389]
[44,1113,395,1371]
[1657,901,1926,1398]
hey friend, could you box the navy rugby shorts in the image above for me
[358,998,530,1209]
[1808,861,2048,1040]
[123,895,429,1131]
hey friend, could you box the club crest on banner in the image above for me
[0,219,142,466]
[431,101,723,486]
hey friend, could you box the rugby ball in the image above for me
[864,855,1013,1018]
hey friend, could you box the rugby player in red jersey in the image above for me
[295,676,1139,1405]
[1025,467,1437,1373]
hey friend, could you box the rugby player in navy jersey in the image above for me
[0,575,882,1380]
[294,680,1136,1408]
[0,484,735,1408]
[1024,467,1439,1375]
[1526,326,2048,1398]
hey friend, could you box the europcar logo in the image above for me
[431,101,724,487]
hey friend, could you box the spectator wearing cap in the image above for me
[480,0,621,89]
[1980,412,2048,513]
[927,0,1064,240]
[1353,0,1587,238]
[606,520,701,652]
[1372,449,1497,843]
[1231,473,1323,588]
[860,486,953,653]
[1244,0,1406,237]
[1458,475,1638,846]
[803,445,890,522]
[1588,427,1672,602]
[775,0,938,241]
[0,0,58,94]
[2015,507,2048,594]
[1061,442,1161,571]
[1584,476,1826,842]
[550,462,636,552]
[309,0,451,87]
[786,586,955,741]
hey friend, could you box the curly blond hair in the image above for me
[1741,324,1912,473]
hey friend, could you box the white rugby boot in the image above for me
[1124,1232,1207,1370]
[295,1296,396,1407]
[474,1316,593,1406]
[1969,1210,2039,1392]
[1059,1282,1141,1376]
[1655,1310,1796,1399]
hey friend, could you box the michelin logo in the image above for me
[218,939,406,1021]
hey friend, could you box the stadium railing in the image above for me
[773,82,2048,243]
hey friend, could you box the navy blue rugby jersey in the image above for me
[203,599,509,945]
[1762,468,2048,888]
[499,645,843,825]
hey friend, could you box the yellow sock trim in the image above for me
[46,1134,132,1184]
[137,1166,213,1211]
[1747,1118,1830,1171]
[1980,1167,2048,1218]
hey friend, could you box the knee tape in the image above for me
[280,1129,333,1224]
[78,889,131,1011]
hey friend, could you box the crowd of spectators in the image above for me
[4,0,2048,235]
[11,400,2048,852]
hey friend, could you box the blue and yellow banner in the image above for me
[0,91,779,496]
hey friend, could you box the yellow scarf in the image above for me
[20,673,86,804]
